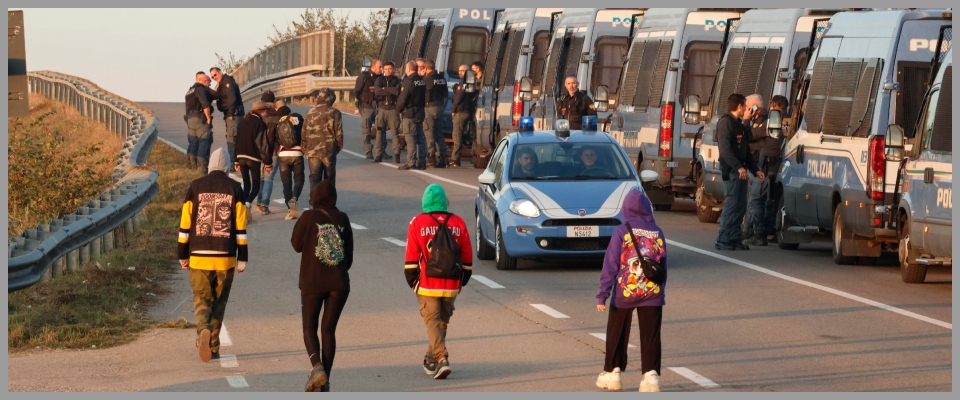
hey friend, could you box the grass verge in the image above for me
[8,141,200,352]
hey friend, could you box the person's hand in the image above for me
[180,259,189,270]
[264,165,273,174]
[597,304,606,312]
[228,116,234,120]
[738,167,747,180]
[205,117,211,125]
[234,163,241,172]
[237,261,246,273]
[757,171,766,181]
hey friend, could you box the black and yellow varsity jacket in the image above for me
[178,171,249,270]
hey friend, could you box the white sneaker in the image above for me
[596,367,622,391]
[639,370,660,392]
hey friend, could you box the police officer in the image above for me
[355,59,382,159]
[397,61,427,171]
[715,93,764,251]
[423,60,448,168]
[185,71,216,174]
[374,61,402,163]
[448,65,474,167]
[743,95,788,246]
[302,88,344,190]
[210,67,245,161]
[741,94,767,244]
[557,74,597,130]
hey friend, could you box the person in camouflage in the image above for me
[302,88,344,190]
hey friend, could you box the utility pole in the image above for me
[341,34,348,76]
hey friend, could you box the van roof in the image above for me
[824,9,951,38]
[635,8,698,29]
[735,9,809,34]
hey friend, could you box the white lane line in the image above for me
[272,198,285,204]
[219,354,239,368]
[351,223,367,230]
[667,240,953,330]
[382,237,407,247]
[340,149,476,190]
[668,367,720,388]
[220,324,233,347]
[225,375,249,388]
[589,332,636,348]
[470,275,504,289]
[172,294,191,313]
[530,304,570,319]
[158,137,187,153]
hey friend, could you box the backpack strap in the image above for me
[426,212,451,229]
[625,222,640,256]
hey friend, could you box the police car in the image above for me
[475,116,658,270]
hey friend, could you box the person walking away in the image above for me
[596,187,667,392]
[276,109,306,220]
[355,59,382,159]
[715,93,763,250]
[374,61,402,163]
[302,88,344,190]
[210,67,245,161]
[178,147,249,362]
[291,180,354,392]
[397,61,428,170]
[185,71,216,174]
[403,184,473,379]
[423,60,448,168]
[557,74,597,130]
[233,101,274,222]
[257,95,291,215]
[448,65,474,167]
[745,95,788,245]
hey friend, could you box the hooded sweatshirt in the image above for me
[291,180,354,293]
[597,188,668,308]
[404,184,473,297]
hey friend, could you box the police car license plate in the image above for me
[666,162,680,168]
[567,226,599,237]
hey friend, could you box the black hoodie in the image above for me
[291,180,354,293]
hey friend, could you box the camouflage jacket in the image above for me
[302,104,344,159]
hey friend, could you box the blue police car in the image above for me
[475,117,658,270]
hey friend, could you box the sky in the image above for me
[19,8,380,102]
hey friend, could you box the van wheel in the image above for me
[495,222,518,270]
[832,204,856,265]
[696,174,721,223]
[898,216,927,283]
[475,212,495,260]
[776,195,800,250]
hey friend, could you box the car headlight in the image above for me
[509,199,541,218]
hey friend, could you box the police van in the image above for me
[525,8,647,132]
[695,9,842,222]
[775,10,951,265]
[607,8,747,211]
[893,29,951,283]
[472,8,564,166]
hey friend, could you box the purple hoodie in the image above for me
[597,188,667,308]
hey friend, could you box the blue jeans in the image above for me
[307,154,338,192]
[258,154,280,206]
[186,116,212,158]
[717,176,748,244]
[746,173,777,237]
[403,118,426,167]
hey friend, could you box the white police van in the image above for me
[694,9,843,222]
[893,27,951,283]
[607,8,747,211]
[775,10,952,265]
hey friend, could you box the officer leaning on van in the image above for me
[557,74,597,130]
[715,93,764,251]
[743,95,788,247]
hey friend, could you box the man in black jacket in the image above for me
[744,95,788,246]
[210,67,245,161]
[557,75,597,130]
[355,59,382,159]
[397,61,427,171]
[715,94,764,251]
[185,71,216,173]
[374,61,402,163]
[448,65,474,167]
[423,60,448,168]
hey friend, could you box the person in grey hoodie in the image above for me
[596,188,667,392]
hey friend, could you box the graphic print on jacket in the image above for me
[617,230,665,300]
[197,193,234,238]
[315,223,345,266]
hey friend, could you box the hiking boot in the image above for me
[743,236,767,247]
[732,242,750,250]
[416,164,427,170]
[433,160,446,169]
[433,358,451,379]
[365,152,374,160]
[198,329,212,362]
[394,154,401,163]
[715,242,736,251]
[596,367,622,391]
[639,370,660,392]
[305,364,328,392]
[256,204,270,215]
[319,383,330,392]
[423,359,438,376]
[398,164,415,171]
[372,157,382,163]
[210,351,220,360]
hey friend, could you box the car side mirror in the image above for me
[361,55,372,72]
[683,95,701,124]
[593,85,609,113]
[464,70,477,93]
[519,76,534,101]
[640,170,658,183]
[478,170,496,185]
[885,124,905,161]
[767,110,783,139]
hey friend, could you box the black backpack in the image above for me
[425,213,463,279]
[277,114,303,148]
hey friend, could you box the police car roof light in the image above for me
[555,119,571,138]
[519,116,535,132]
[581,116,597,131]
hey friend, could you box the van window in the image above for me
[925,66,951,153]
[895,61,933,138]
[620,40,672,109]
[679,41,721,107]
[530,31,550,87]
[591,36,629,95]
[499,29,525,89]
[447,27,489,77]
[423,24,444,63]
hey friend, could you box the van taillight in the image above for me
[867,135,885,200]
[658,102,674,158]
[512,81,522,126]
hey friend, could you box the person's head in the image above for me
[580,146,598,167]
[250,101,270,116]
[209,67,223,83]
[424,60,436,74]
[370,59,383,75]
[458,64,469,79]
[727,93,747,118]
[517,147,538,173]
[416,58,426,76]
[383,61,395,77]
[471,62,484,78]
[208,147,230,173]
[745,94,764,119]
[406,61,418,75]
[196,71,211,87]
[564,75,579,95]
[310,179,338,209]
[316,87,336,106]
[421,183,449,213]
[261,90,276,104]
[770,95,788,112]
[274,99,286,110]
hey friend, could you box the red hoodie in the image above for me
[404,212,473,297]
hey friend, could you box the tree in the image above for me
[214,52,247,75]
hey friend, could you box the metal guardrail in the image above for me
[241,76,357,104]
[232,30,336,89]
[8,71,160,292]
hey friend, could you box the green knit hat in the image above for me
[421,183,448,213]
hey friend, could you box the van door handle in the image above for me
[924,168,934,184]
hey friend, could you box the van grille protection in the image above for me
[633,40,663,108]
[897,62,932,138]
[714,48,743,116]
[563,37,585,83]
[848,58,882,137]
[822,61,861,135]
[484,31,505,86]
[756,49,780,105]
[500,29,525,90]
[620,40,649,107]
[544,37,563,96]
[408,26,426,64]
[736,48,765,96]
[930,66,952,152]
[804,57,834,133]
[423,25,444,64]
[648,40,673,107]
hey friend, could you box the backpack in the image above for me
[424,213,463,279]
[277,114,302,148]
[615,223,665,301]
[254,125,271,161]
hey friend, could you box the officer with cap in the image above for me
[185,71,217,174]
[374,61,402,163]
[397,61,427,170]
[302,88,344,189]
[557,74,597,130]
[355,59,382,159]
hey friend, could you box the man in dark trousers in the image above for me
[185,71,216,174]
[210,67,245,161]
[448,65,474,167]
[743,95,788,246]
[715,93,764,251]
[355,59,382,159]
[557,74,597,130]
[423,60,448,168]
[397,61,427,171]
[374,61,402,163]
[302,88,344,189]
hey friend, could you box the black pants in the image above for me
[237,158,261,204]
[279,156,305,204]
[301,291,350,377]
[604,305,662,375]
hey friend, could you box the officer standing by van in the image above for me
[397,61,427,171]
[374,61,402,163]
[355,59,382,159]
[743,95,788,246]
[448,65,474,167]
[423,60,448,168]
[185,71,216,174]
[557,75,597,130]
[741,94,766,243]
[715,93,763,251]
[210,67,245,161]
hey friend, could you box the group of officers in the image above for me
[184,67,245,172]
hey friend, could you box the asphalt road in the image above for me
[7,102,952,392]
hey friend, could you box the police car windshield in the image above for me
[509,142,635,181]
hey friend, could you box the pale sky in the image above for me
[20,8,380,102]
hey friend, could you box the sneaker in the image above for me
[433,358,451,379]
[305,364,328,392]
[742,237,767,246]
[596,367,622,391]
[714,242,736,251]
[256,204,270,215]
[423,359,438,376]
[285,208,298,220]
[639,370,660,392]
[245,203,253,223]
[198,329,212,362]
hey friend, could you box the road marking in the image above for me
[220,324,233,347]
[172,294,191,313]
[667,240,953,330]
[470,275,504,289]
[272,198,285,204]
[225,375,249,388]
[668,367,720,388]
[589,332,636,348]
[157,137,187,153]
[340,149,476,190]
[530,304,570,319]
[381,237,406,247]
[351,223,367,230]
[219,354,239,368]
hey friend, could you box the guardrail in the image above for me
[9,71,160,292]
[241,76,357,104]
[232,30,336,90]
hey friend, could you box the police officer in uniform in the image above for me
[374,61,402,163]
[354,59,382,159]
[185,71,216,174]
[397,61,427,171]
[743,95,788,246]
[448,65,474,167]
[557,75,597,130]
[423,60,448,168]
[715,93,764,251]
[210,67,245,161]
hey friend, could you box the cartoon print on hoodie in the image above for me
[598,187,668,308]
[617,233,664,299]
